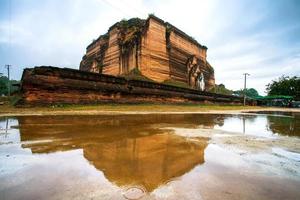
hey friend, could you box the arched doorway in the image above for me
[196,72,205,91]
[188,65,206,91]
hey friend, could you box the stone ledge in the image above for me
[19,66,244,106]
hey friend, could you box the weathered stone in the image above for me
[18,16,254,106]
[80,15,215,91]
[19,66,243,105]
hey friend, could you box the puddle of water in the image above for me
[214,113,300,138]
[272,147,300,161]
[0,114,300,200]
[123,186,147,200]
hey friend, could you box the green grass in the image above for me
[0,102,262,116]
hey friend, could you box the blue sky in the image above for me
[0,0,300,94]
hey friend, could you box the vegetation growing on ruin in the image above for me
[119,68,154,82]
[117,18,146,54]
[165,24,172,49]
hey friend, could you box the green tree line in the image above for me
[210,84,260,98]
[0,75,20,96]
[266,76,300,100]
[211,75,299,100]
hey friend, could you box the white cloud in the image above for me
[0,0,299,95]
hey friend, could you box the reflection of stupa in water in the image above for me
[17,115,209,191]
[84,134,207,191]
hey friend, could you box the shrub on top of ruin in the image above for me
[148,13,156,18]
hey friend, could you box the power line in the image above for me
[8,0,12,50]
[5,1,12,97]
[5,65,11,96]
[243,73,250,106]
[100,0,144,18]
[100,0,131,18]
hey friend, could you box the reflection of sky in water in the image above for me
[272,148,300,162]
[0,114,300,200]
[0,118,20,144]
[0,118,30,176]
[214,115,277,138]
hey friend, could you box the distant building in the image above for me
[80,15,215,91]
[256,95,293,107]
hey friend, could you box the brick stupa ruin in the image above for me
[19,15,247,105]
[80,15,215,91]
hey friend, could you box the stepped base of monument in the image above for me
[18,66,249,106]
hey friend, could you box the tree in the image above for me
[0,75,20,96]
[0,75,8,95]
[266,76,300,100]
[233,88,260,98]
[210,84,233,95]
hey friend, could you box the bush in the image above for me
[266,76,300,100]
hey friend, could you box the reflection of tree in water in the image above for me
[17,114,212,191]
[241,115,257,123]
[0,118,6,131]
[266,114,300,137]
[213,115,225,127]
[0,117,17,135]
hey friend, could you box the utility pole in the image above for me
[5,64,11,96]
[243,73,250,106]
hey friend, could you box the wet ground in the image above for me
[0,112,300,200]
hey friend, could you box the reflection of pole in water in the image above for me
[242,116,245,134]
[5,117,9,137]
